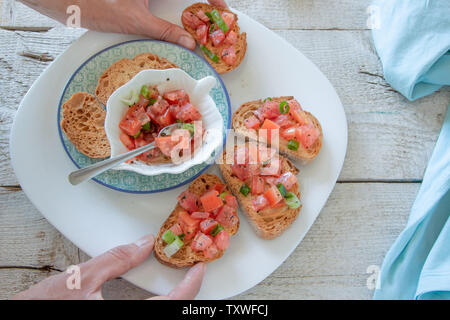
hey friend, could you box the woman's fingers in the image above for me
[80,234,155,288]
[208,0,229,9]
[168,263,207,300]
[142,14,196,49]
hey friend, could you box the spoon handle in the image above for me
[68,142,157,186]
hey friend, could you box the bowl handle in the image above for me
[194,76,216,96]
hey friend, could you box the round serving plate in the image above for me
[58,39,231,193]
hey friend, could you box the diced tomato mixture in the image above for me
[166,184,238,259]
[186,9,241,66]
[243,98,321,150]
[118,87,203,164]
[230,145,300,212]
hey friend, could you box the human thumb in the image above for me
[143,14,196,50]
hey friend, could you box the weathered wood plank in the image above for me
[0,28,448,186]
[0,183,415,299]
[2,0,373,30]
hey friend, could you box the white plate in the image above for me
[10,0,347,299]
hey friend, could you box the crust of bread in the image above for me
[232,97,323,165]
[154,174,240,269]
[182,3,247,74]
[60,92,111,158]
[218,146,301,240]
[95,53,179,106]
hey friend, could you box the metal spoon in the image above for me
[68,123,183,186]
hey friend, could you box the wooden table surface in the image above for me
[0,0,449,300]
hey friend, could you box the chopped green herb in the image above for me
[264,97,273,102]
[210,9,229,33]
[204,11,214,23]
[133,131,141,139]
[220,192,228,200]
[279,101,290,114]
[240,184,251,196]
[162,230,177,244]
[148,98,157,105]
[288,139,300,151]
[285,192,301,209]
[211,224,224,237]
[142,122,151,132]
[200,45,219,63]
[182,123,195,135]
[140,85,150,99]
[277,183,287,198]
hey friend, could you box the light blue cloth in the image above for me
[374,105,450,299]
[372,0,450,101]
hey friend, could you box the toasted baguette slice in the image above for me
[182,3,247,74]
[219,146,301,240]
[95,53,179,106]
[154,174,240,269]
[60,92,111,158]
[233,97,323,165]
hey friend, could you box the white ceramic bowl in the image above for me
[104,69,224,176]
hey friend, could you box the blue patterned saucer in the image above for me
[57,40,231,193]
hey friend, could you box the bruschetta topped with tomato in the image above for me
[182,3,247,74]
[154,174,240,268]
[233,97,323,164]
[219,144,302,240]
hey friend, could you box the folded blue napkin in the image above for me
[373,105,450,299]
[372,0,450,101]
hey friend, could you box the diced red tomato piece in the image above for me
[275,172,298,191]
[221,45,237,66]
[196,24,209,45]
[203,243,219,258]
[191,232,213,252]
[134,135,149,148]
[213,183,226,193]
[176,103,202,122]
[264,186,284,207]
[216,205,238,228]
[231,164,249,181]
[119,118,142,137]
[260,119,280,141]
[177,191,200,213]
[200,190,223,212]
[171,129,191,150]
[178,210,200,240]
[221,12,235,30]
[264,176,278,185]
[120,132,135,150]
[224,194,238,210]
[210,29,226,47]
[296,124,321,149]
[196,10,210,23]
[252,195,269,211]
[214,230,230,250]
[155,109,175,128]
[260,157,281,177]
[149,97,169,115]
[200,218,219,234]
[163,90,190,106]
[169,223,183,236]
[224,30,238,45]
[137,95,150,109]
[191,212,210,220]
[138,148,163,163]
[168,104,182,118]
[261,100,282,119]
[253,109,265,122]
[155,136,177,157]
[281,127,297,140]
[182,11,204,29]
[274,114,296,129]
[251,176,265,195]
[244,115,261,129]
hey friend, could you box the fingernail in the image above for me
[178,35,196,49]
[134,234,154,248]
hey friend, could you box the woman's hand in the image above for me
[19,0,228,50]
[11,235,206,300]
